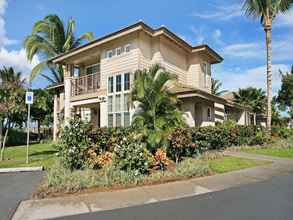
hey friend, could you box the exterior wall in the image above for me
[214,103,225,123]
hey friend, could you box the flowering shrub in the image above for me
[113,136,151,175]
[153,148,170,170]
[97,152,113,168]
[56,117,91,170]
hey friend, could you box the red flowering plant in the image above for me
[153,148,170,170]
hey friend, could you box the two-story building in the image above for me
[49,22,255,140]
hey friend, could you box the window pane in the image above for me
[108,114,113,127]
[116,47,122,56]
[124,112,130,127]
[125,44,131,52]
[124,73,130,91]
[86,64,100,75]
[116,113,121,127]
[108,96,113,112]
[116,75,121,92]
[108,77,113,93]
[123,94,129,111]
[115,94,121,111]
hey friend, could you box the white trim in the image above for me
[71,98,101,107]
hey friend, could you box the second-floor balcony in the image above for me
[71,73,101,97]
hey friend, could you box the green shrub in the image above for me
[174,158,211,178]
[272,127,293,139]
[6,129,29,146]
[56,117,91,170]
[113,135,151,174]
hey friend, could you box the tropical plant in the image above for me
[211,78,228,96]
[233,87,266,114]
[243,0,293,133]
[24,14,94,84]
[131,64,185,150]
[0,67,26,161]
[277,65,293,122]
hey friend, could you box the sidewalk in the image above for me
[12,152,293,220]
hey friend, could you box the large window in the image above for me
[107,73,131,127]
[203,63,210,88]
[86,64,100,75]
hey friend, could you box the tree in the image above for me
[24,14,94,84]
[243,0,293,134]
[0,67,26,161]
[211,78,228,96]
[31,89,53,141]
[131,64,185,150]
[277,65,293,122]
[233,87,266,115]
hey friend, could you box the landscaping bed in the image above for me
[34,155,270,199]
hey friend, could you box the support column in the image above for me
[100,99,108,127]
[64,64,73,124]
[53,95,58,141]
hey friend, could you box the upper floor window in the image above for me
[203,63,210,88]
[106,44,131,59]
[116,75,122,92]
[108,76,114,93]
[86,63,100,75]
[124,73,130,91]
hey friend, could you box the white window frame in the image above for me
[203,62,209,88]
[116,47,122,56]
[125,44,131,53]
[107,50,113,59]
[107,73,131,127]
[85,63,100,75]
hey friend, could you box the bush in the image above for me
[153,148,170,170]
[272,127,293,139]
[56,117,91,170]
[168,128,192,163]
[113,135,151,175]
[174,158,211,178]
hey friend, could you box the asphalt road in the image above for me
[0,171,43,220]
[57,172,293,220]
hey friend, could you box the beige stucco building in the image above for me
[49,22,255,140]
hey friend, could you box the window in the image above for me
[108,96,113,112]
[124,112,130,127]
[107,73,131,127]
[73,67,80,77]
[116,47,122,56]
[115,94,121,111]
[107,50,114,58]
[125,44,131,52]
[86,64,100,75]
[124,73,130,91]
[203,63,209,88]
[108,77,114,93]
[207,107,212,121]
[108,114,113,127]
[116,75,122,92]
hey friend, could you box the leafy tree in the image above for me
[243,0,293,133]
[31,89,53,141]
[233,87,266,115]
[24,14,94,84]
[277,65,293,121]
[0,67,26,161]
[131,64,185,150]
[211,78,228,96]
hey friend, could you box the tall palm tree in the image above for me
[233,87,266,115]
[243,0,293,133]
[24,14,94,84]
[131,64,184,150]
[211,78,228,96]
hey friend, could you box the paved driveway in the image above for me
[57,172,293,220]
[0,172,43,220]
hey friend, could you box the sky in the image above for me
[0,0,292,95]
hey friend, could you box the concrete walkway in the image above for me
[12,152,293,220]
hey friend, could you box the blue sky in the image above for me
[0,0,292,95]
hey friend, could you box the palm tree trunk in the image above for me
[265,27,272,135]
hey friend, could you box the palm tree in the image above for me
[24,14,94,84]
[233,87,266,115]
[211,78,228,96]
[131,64,184,150]
[243,0,293,134]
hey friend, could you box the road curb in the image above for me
[0,166,43,173]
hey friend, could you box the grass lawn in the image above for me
[242,147,293,159]
[0,142,57,169]
[208,156,272,173]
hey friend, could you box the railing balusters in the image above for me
[70,73,100,97]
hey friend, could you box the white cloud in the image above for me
[190,26,206,44]
[0,0,39,80]
[217,64,290,95]
[192,3,243,21]
[222,42,264,59]
[0,48,40,78]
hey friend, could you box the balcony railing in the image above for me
[71,73,100,97]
